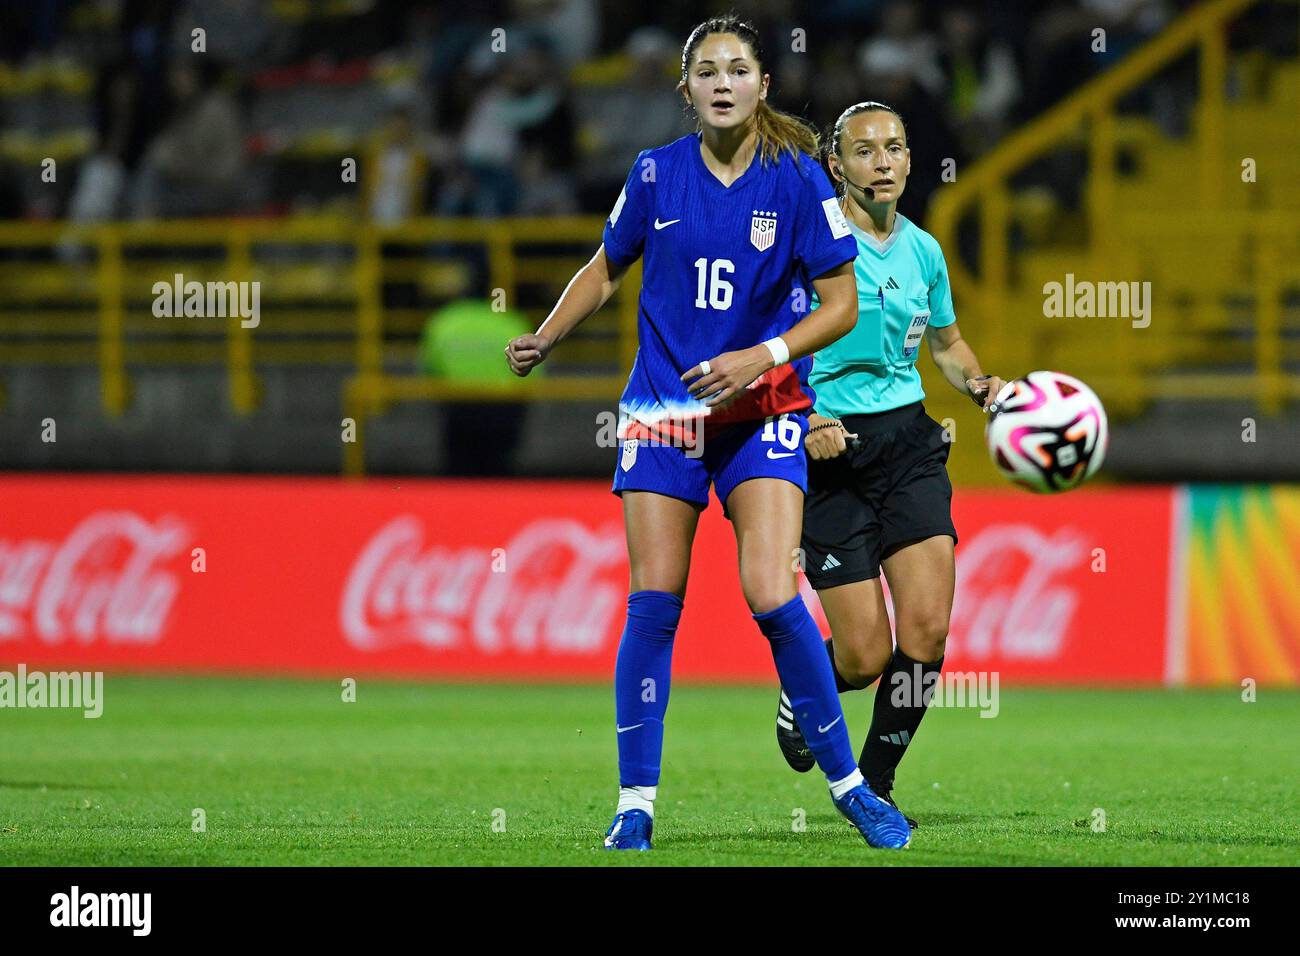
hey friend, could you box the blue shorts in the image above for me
[612,412,809,516]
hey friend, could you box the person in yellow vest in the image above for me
[420,299,533,475]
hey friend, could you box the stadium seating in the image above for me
[927,0,1300,482]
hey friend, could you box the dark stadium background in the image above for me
[0,0,1295,481]
[0,0,1297,869]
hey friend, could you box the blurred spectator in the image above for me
[64,67,138,228]
[169,0,277,66]
[424,4,500,138]
[128,62,247,218]
[440,37,576,217]
[809,34,871,132]
[938,4,1021,153]
[1024,0,1170,117]
[0,0,1206,227]
[419,299,533,476]
[856,52,962,227]
[365,102,429,224]
[576,26,692,212]
[511,0,600,68]
[517,146,580,215]
[857,0,946,99]
[1080,0,1172,58]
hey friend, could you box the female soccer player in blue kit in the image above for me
[505,18,910,851]
[772,101,1004,828]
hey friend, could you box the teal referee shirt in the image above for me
[808,212,956,417]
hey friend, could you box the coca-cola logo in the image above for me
[949,524,1088,659]
[340,516,626,653]
[0,512,189,643]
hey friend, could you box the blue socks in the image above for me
[614,590,682,787]
[754,594,858,782]
[615,590,856,790]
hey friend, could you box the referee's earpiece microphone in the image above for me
[838,166,875,201]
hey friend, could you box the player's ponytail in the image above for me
[679,14,819,165]
[752,98,819,166]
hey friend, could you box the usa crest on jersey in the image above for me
[750,209,777,252]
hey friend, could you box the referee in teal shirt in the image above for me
[774,102,1005,828]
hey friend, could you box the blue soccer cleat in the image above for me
[603,809,653,850]
[834,783,912,849]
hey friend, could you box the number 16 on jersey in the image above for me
[694,258,735,310]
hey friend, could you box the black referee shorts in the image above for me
[802,401,958,589]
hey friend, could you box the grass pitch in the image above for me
[2,677,1296,866]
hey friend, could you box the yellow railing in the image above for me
[927,0,1300,416]
[333,218,638,475]
[0,218,363,413]
[0,217,635,437]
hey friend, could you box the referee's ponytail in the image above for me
[679,14,819,165]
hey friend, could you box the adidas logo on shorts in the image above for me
[820,554,841,571]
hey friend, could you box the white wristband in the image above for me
[762,336,790,367]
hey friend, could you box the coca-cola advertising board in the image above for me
[0,475,1178,683]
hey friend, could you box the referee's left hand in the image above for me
[682,346,770,407]
[805,413,855,461]
[967,375,1006,412]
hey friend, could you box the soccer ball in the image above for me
[984,371,1108,493]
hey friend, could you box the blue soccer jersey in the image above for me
[603,132,856,444]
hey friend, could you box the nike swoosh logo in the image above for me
[616,723,644,734]
[767,450,796,459]
[604,820,622,846]
[817,715,842,734]
[653,218,680,230]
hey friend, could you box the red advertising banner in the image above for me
[944,488,1173,683]
[0,476,1173,684]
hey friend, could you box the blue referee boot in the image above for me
[603,809,653,850]
[834,783,912,849]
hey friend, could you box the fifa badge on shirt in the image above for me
[621,438,638,471]
[821,197,851,238]
[903,311,930,360]
[750,209,777,252]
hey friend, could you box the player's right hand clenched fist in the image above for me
[505,333,551,376]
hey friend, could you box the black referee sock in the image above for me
[824,638,856,694]
[859,647,944,790]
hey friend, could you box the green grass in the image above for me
[2,677,1297,865]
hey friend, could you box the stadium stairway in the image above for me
[925,0,1300,485]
